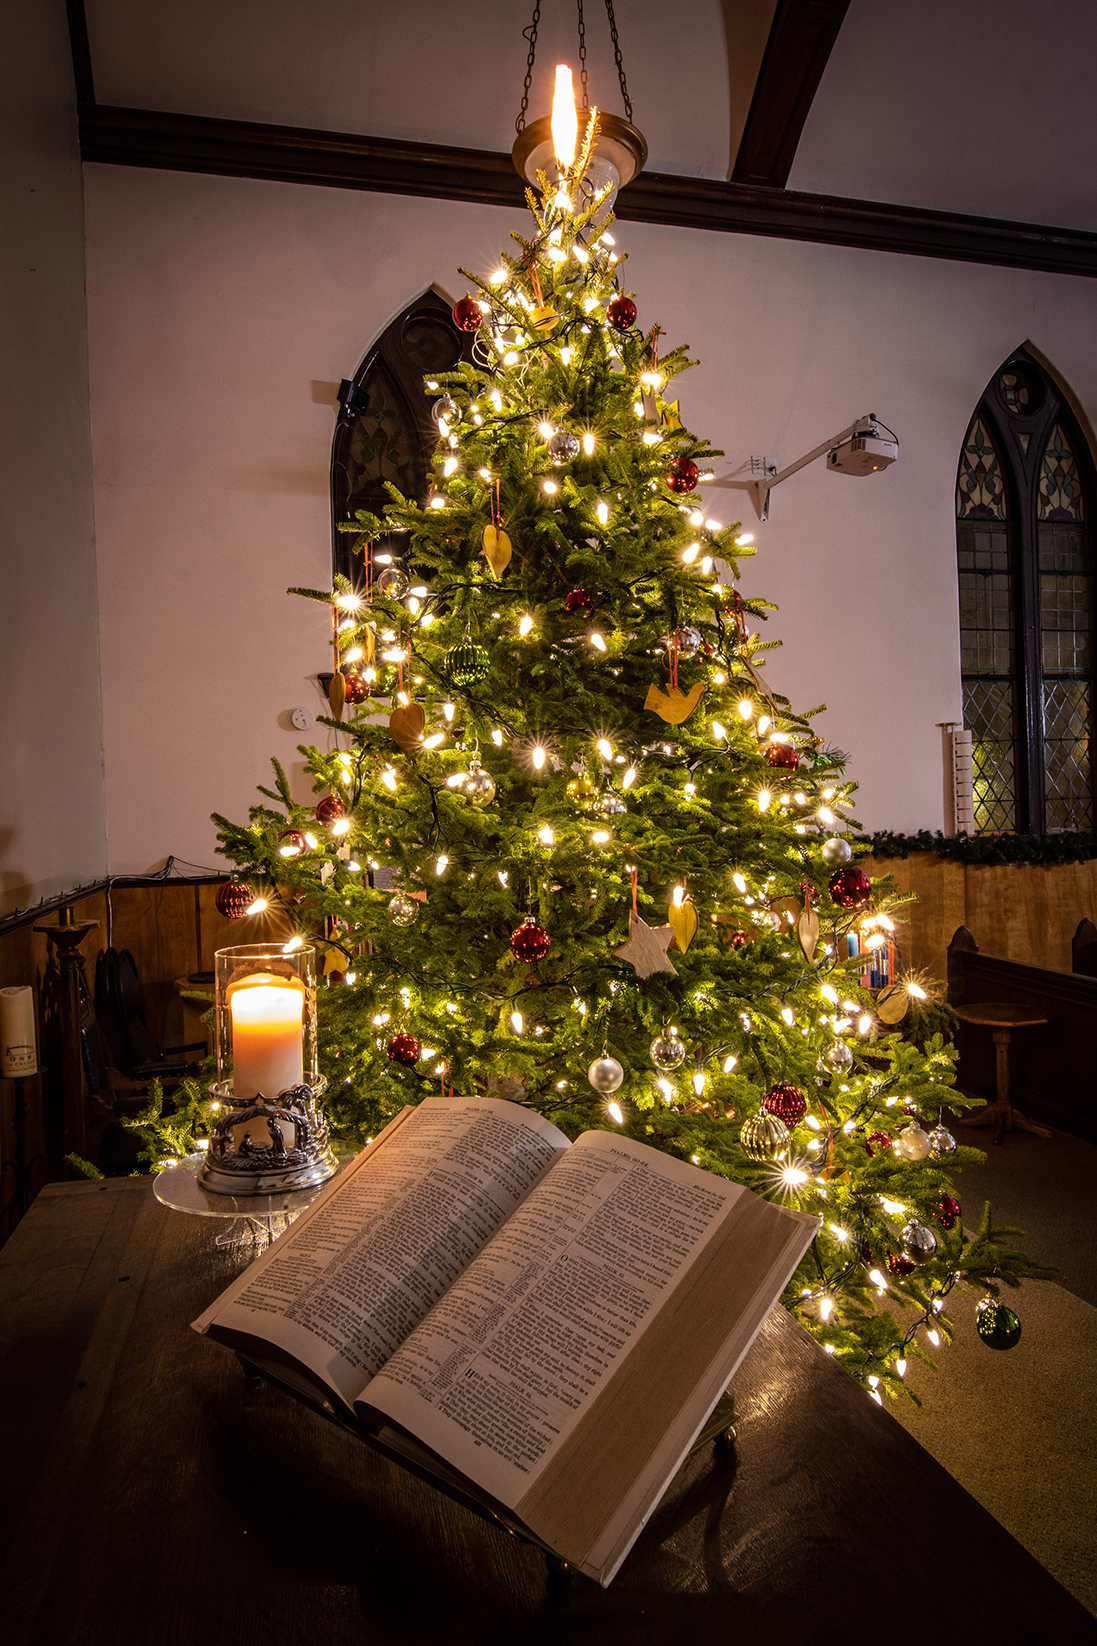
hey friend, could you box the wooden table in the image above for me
[953,1002,1056,1145]
[2,1180,1093,1646]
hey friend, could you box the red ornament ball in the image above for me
[387,1031,421,1068]
[762,1082,807,1129]
[829,866,872,909]
[864,1130,893,1158]
[215,880,254,919]
[730,930,752,950]
[316,794,346,825]
[934,1193,962,1230]
[564,587,595,618]
[510,919,551,964]
[763,742,799,770]
[665,456,699,495]
[277,829,308,859]
[606,294,637,333]
[343,671,369,704]
[886,1251,916,1278]
[452,294,483,332]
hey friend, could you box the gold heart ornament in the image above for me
[389,703,425,754]
[328,671,346,720]
[482,524,512,578]
[668,900,699,954]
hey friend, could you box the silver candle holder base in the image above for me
[199,1079,336,1197]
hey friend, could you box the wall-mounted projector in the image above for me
[722,412,899,519]
[827,418,899,476]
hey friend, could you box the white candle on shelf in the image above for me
[0,985,38,1077]
[229,976,304,1099]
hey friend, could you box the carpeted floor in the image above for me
[887,1116,1097,1615]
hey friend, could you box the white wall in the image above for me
[82,164,1097,872]
[0,0,105,914]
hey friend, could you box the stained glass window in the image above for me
[1039,423,1085,521]
[957,417,1016,831]
[331,290,474,581]
[957,417,1006,520]
[956,356,1094,834]
[1038,423,1092,828]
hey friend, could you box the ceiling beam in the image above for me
[731,0,851,188]
[78,104,1097,280]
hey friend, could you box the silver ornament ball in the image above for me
[377,565,410,599]
[896,1123,931,1161]
[674,626,703,659]
[928,1124,957,1160]
[819,1040,854,1074]
[900,1220,938,1264]
[598,790,627,817]
[431,393,458,425]
[650,1031,686,1071]
[588,1055,624,1094]
[548,429,580,463]
[462,760,496,808]
[822,837,853,865]
[387,892,419,928]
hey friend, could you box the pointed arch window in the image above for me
[957,350,1096,833]
[331,288,475,581]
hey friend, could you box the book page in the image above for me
[358,1132,741,1501]
[192,1097,569,1411]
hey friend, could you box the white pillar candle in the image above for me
[0,985,38,1077]
[229,977,304,1099]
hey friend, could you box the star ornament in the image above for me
[613,914,678,979]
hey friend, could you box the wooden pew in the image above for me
[947,925,1097,1141]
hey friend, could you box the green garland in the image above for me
[862,830,1097,866]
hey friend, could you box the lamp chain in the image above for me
[603,0,633,121]
[576,0,589,108]
[515,0,633,133]
[515,0,542,134]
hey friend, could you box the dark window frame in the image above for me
[957,348,1096,833]
[331,287,476,583]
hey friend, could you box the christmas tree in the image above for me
[213,120,1047,1399]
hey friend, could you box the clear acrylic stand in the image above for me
[153,1152,342,1248]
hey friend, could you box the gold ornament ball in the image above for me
[740,1112,791,1162]
[566,775,599,809]
[462,759,496,808]
[387,892,419,928]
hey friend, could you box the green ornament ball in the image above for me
[446,641,490,684]
[976,1299,1022,1350]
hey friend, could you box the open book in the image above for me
[193,1096,818,1585]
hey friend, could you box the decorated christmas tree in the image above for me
[212,117,1047,1399]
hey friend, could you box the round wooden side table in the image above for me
[952,1002,1054,1146]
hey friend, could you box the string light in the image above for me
[622,767,637,788]
[519,615,534,636]
[583,432,595,454]
[596,501,610,525]
[590,633,607,651]
[435,854,449,874]
[442,702,455,722]
[531,745,546,770]
[738,700,753,720]
[597,738,613,759]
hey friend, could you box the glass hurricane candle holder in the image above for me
[200,943,334,1196]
